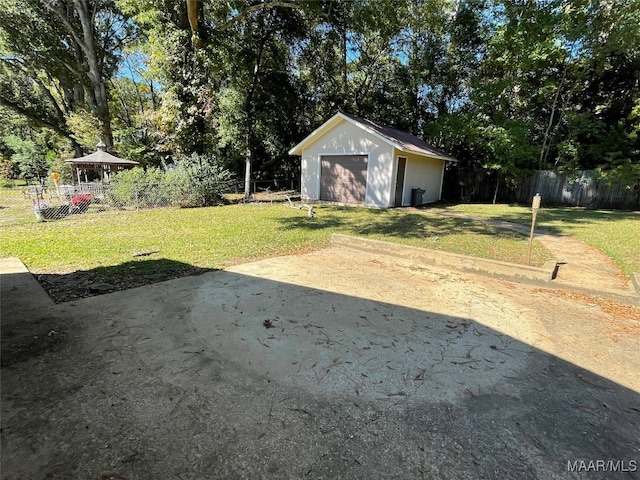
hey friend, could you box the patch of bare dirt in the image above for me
[35,267,209,303]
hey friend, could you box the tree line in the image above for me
[1,0,638,198]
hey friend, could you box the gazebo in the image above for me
[65,141,139,184]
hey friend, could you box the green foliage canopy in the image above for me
[0,0,637,196]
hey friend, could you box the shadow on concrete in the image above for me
[35,258,213,303]
[1,266,638,479]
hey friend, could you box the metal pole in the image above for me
[528,193,541,265]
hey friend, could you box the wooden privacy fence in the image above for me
[515,170,639,210]
[444,169,639,209]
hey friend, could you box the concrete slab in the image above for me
[633,273,640,296]
[409,209,639,305]
[331,233,558,284]
[2,248,639,479]
[0,257,54,319]
[331,233,639,306]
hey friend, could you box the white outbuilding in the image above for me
[288,112,456,208]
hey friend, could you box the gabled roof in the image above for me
[288,112,457,162]
[65,150,139,166]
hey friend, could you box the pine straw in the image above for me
[533,288,640,323]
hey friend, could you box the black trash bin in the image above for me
[411,188,425,207]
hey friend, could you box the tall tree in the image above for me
[554,0,640,181]
[0,0,135,151]
[215,4,307,196]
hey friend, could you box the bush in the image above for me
[0,177,14,188]
[109,155,234,209]
[110,167,173,208]
[71,194,92,212]
[169,153,234,207]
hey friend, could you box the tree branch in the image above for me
[1,58,68,123]
[0,96,70,138]
[41,0,88,58]
[32,75,68,124]
[216,2,303,33]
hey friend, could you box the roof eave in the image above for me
[288,112,347,155]
[289,112,402,155]
[289,112,457,163]
[64,160,139,165]
[394,146,457,163]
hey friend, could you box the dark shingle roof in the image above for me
[341,113,456,161]
[65,150,139,166]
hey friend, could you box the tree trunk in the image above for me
[186,0,206,50]
[244,137,252,198]
[73,141,83,157]
[411,32,420,136]
[539,68,566,169]
[73,0,113,148]
[341,24,348,105]
[45,1,114,148]
[243,19,269,198]
[492,172,501,205]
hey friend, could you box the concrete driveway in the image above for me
[2,247,639,479]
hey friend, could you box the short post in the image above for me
[52,172,60,198]
[528,193,542,265]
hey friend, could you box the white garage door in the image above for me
[320,155,368,204]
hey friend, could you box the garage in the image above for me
[289,112,456,208]
[320,155,368,203]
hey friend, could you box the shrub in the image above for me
[170,153,234,207]
[110,155,234,209]
[109,167,172,208]
[1,177,15,188]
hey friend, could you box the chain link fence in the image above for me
[0,180,300,226]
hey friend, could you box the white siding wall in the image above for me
[300,152,318,200]
[300,121,395,207]
[399,151,446,205]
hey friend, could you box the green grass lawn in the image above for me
[439,203,640,275]
[0,203,551,286]
[0,189,38,226]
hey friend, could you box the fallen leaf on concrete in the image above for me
[533,288,640,322]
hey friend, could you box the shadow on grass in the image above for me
[37,258,213,303]
[352,212,525,240]
[279,205,528,241]
[425,202,640,235]
[279,208,348,231]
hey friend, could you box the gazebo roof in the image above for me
[65,150,139,166]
